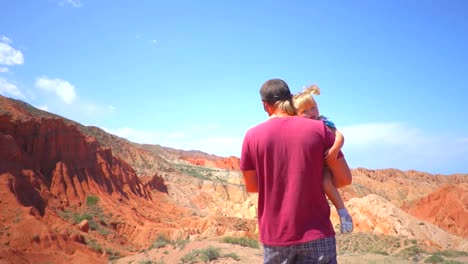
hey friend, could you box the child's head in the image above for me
[293,85,320,119]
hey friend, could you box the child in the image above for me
[293,84,353,234]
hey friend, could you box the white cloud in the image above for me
[36,76,77,104]
[0,42,24,66]
[339,122,467,174]
[0,67,8,73]
[0,78,25,98]
[340,122,423,147]
[104,126,243,157]
[0,36,12,44]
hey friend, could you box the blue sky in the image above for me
[1,0,467,174]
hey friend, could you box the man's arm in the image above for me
[323,123,352,188]
[333,129,345,150]
[326,156,352,188]
[242,170,258,193]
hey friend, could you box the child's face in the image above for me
[298,104,319,119]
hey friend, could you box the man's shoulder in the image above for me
[247,117,324,132]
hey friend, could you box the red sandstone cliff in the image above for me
[404,184,468,238]
[182,156,240,170]
[0,115,153,263]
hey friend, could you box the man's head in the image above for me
[260,79,292,104]
[260,78,296,116]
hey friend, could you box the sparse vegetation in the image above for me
[396,245,423,259]
[180,246,222,263]
[198,247,221,262]
[222,236,260,249]
[423,251,467,264]
[223,252,241,261]
[179,251,197,264]
[84,237,102,253]
[174,164,212,180]
[336,232,425,257]
[425,254,444,263]
[57,204,111,236]
[442,260,463,264]
[172,163,229,182]
[435,250,468,258]
[86,195,100,207]
[105,248,121,261]
[151,234,171,249]
[174,238,189,250]
[73,213,93,223]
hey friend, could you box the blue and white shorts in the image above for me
[263,237,337,264]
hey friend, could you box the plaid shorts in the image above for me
[263,237,337,264]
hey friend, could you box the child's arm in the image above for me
[325,127,344,161]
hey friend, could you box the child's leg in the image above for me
[323,167,345,210]
[324,162,354,234]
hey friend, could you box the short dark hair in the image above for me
[260,78,292,104]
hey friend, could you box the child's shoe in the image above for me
[338,208,353,234]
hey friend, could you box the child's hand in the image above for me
[325,148,340,161]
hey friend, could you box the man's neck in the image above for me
[269,109,290,118]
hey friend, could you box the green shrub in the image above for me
[396,245,423,258]
[152,234,171,249]
[180,251,197,263]
[179,247,222,263]
[86,195,100,207]
[222,236,259,248]
[223,252,241,261]
[198,246,221,262]
[72,213,92,224]
[436,250,468,258]
[175,239,188,250]
[84,237,102,253]
[425,254,444,263]
[442,260,463,264]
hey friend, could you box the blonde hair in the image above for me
[273,100,296,116]
[292,84,320,111]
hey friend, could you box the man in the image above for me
[240,78,352,263]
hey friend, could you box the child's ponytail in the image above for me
[303,84,320,96]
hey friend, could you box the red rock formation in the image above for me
[182,156,240,170]
[0,115,154,263]
[405,184,468,238]
[0,116,150,207]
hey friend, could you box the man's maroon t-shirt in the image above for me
[240,116,336,246]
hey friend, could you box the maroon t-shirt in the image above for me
[240,116,336,246]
